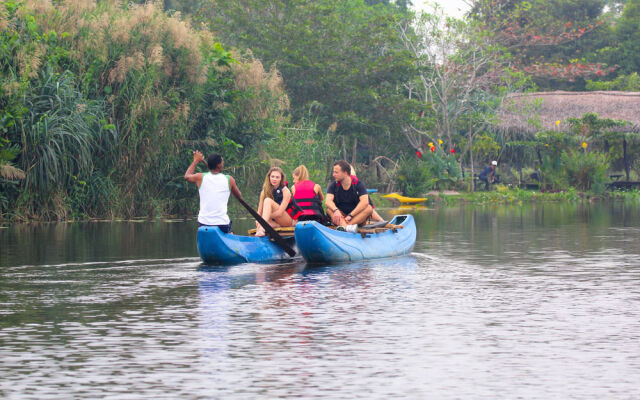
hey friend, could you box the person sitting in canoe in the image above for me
[255,166,295,236]
[350,164,384,222]
[325,160,373,231]
[290,164,327,224]
[184,151,242,232]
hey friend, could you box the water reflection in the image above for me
[1,203,640,398]
[195,257,420,398]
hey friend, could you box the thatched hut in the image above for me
[497,91,640,136]
[497,91,640,182]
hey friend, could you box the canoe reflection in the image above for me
[198,262,306,290]
[387,205,428,215]
[196,256,418,366]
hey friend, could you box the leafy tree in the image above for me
[610,0,640,75]
[469,0,615,89]
[566,112,637,180]
[399,5,524,190]
[198,0,415,163]
[586,72,640,91]
[0,0,291,220]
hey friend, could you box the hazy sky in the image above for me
[412,0,471,18]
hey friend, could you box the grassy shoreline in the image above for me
[370,188,640,207]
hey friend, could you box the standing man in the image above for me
[184,151,242,232]
[478,160,498,190]
[325,160,373,230]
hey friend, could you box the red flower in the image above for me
[450,148,455,154]
[430,146,435,153]
[416,151,422,158]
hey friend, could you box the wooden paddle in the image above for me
[234,195,296,257]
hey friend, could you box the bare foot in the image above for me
[255,228,266,237]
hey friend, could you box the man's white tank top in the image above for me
[198,172,231,225]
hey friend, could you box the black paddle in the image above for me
[234,195,296,257]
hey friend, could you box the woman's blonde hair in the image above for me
[292,165,310,182]
[261,167,285,200]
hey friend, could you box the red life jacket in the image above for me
[287,180,326,222]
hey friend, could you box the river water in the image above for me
[1,203,639,399]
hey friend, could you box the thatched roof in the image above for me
[497,91,640,136]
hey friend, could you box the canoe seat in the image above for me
[362,220,390,229]
[247,226,296,236]
[357,224,404,237]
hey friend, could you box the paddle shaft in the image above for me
[234,195,296,257]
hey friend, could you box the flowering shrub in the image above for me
[397,145,461,196]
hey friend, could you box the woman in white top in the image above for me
[184,151,242,233]
[255,166,295,236]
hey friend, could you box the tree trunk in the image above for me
[516,153,522,187]
[536,149,544,190]
[341,137,347,161]
[624,137,630,181]
[469,119,475,192]
[351,137,357,167]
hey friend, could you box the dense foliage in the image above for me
[0,0,289,220]
[1,0,640,222]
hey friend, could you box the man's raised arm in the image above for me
[185,150,205,185]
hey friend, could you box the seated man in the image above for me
[325,160,373,230]
[478,160,498,190]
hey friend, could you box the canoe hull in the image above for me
[197,226,296,265]
[382,193,428,204]
[294,215,416,264]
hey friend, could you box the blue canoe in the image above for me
[197,226,296,265]
[294,214,416,264]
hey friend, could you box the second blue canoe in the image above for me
[197,226,296,265]
[294,214,416,264]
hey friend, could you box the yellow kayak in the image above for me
[382,193,428,204]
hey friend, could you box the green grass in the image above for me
[429,187,640,205]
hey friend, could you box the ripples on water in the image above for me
[1,204,640,399]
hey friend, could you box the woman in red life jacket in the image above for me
[255,166,294,236]
[289,165,327,224]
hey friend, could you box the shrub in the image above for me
[561,150,610,193]
[397,156,432,196]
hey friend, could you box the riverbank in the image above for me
[3,189,639,226]
[370,188,640,207]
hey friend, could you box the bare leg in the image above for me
[261,198,278,227]
[327,208,347,227]
[256,198,276,236]
[256,198,293,236]
[349,205,373,226]
[371,209,384,222]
